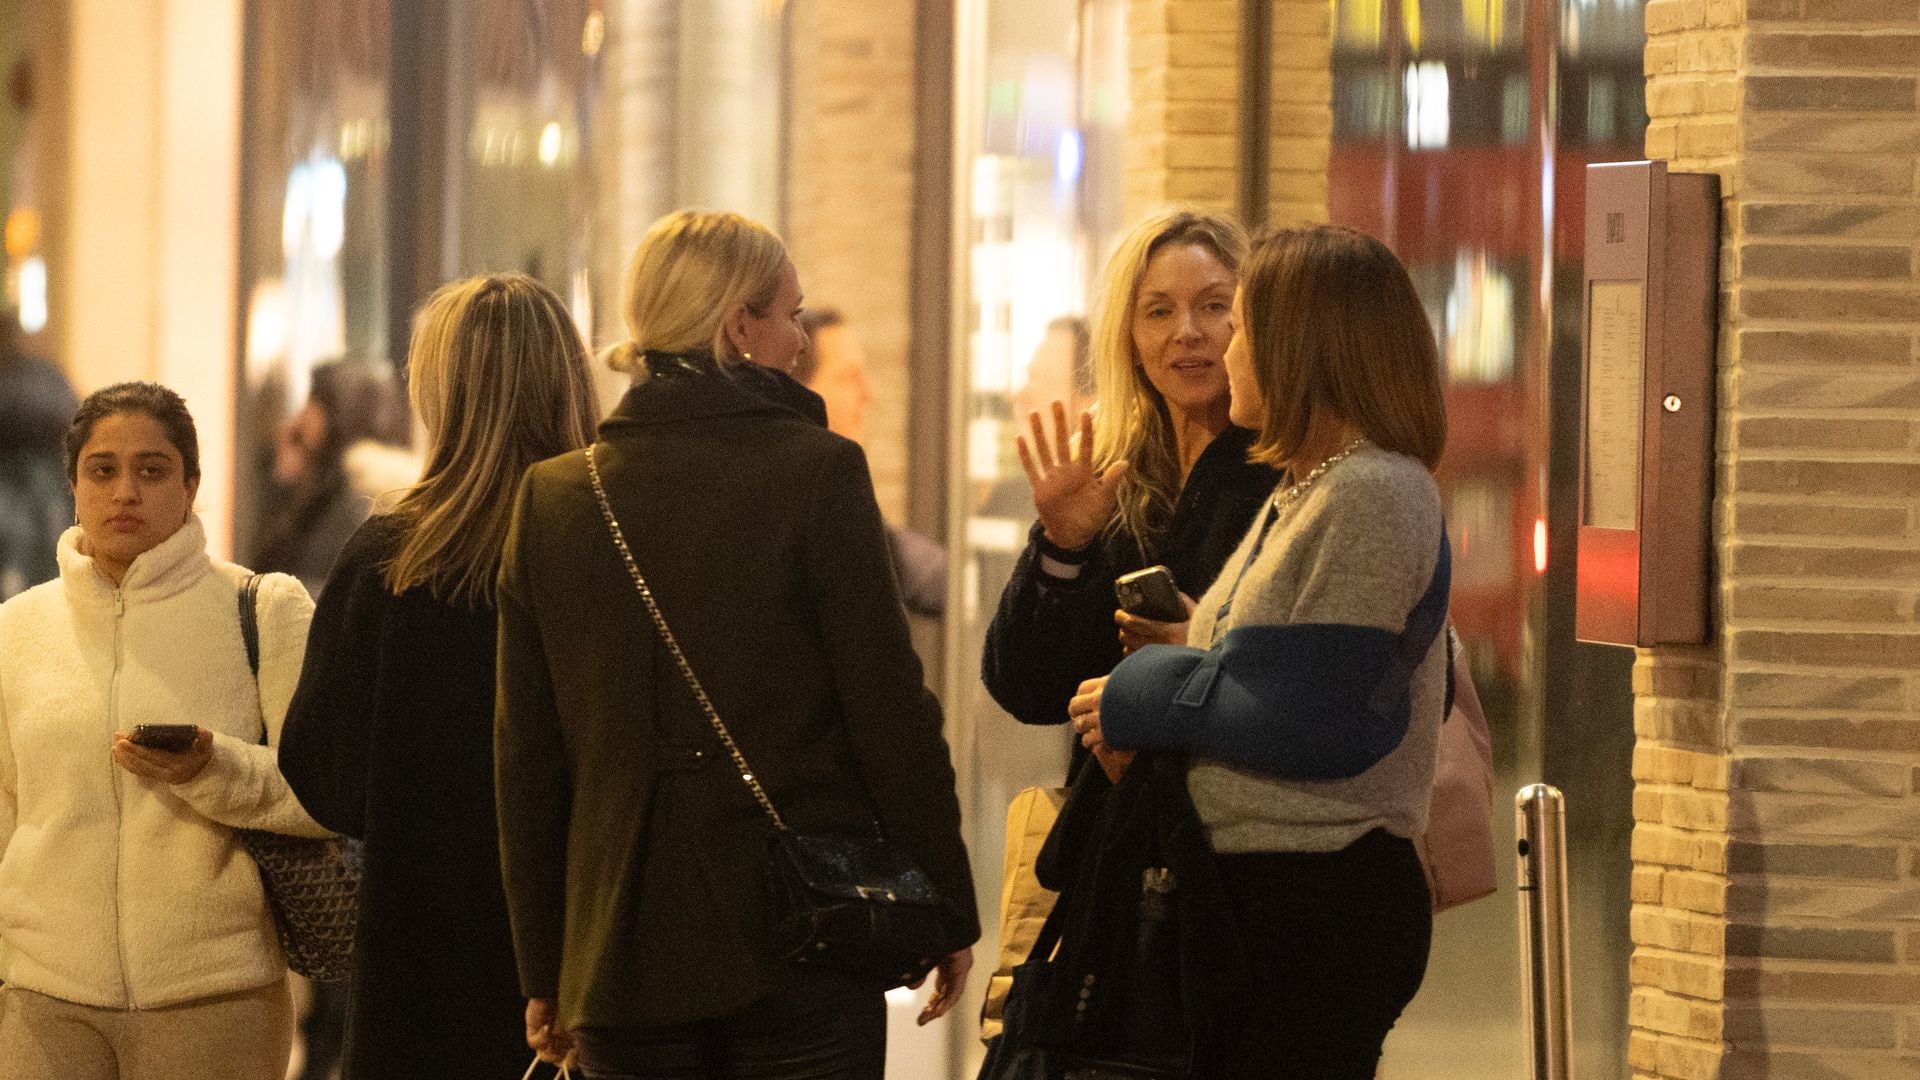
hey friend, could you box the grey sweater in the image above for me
[1178,445,1447,853]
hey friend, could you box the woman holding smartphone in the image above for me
[276,273,600,1080]
[0,382,324,1079]
[1072,226,1451,1076]
[982,209,1280,780]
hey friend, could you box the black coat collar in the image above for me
[601,359,828,434]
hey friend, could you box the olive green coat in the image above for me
[494,369,978,1032]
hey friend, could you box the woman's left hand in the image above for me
[1115,592,1197,654]
[1069,677,1110,754]
[112,728,213,784]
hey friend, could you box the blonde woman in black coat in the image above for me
[496,210,978,1080]
[277,273,600,1080]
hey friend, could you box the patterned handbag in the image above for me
[233,574,362,983]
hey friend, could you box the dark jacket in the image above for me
[981,426,1279,776]
[1028,755,1253,1076]
[0,353,78,600]
[494,365,979,1033]
[277,514,526,1080]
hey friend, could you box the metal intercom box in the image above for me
[1576,160,1720,647]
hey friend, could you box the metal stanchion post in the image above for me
[1516,784,1573,1080]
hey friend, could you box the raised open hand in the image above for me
[1016,402,1127,552]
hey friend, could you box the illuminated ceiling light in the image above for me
[18,256,47,334]
[1335,0,1385,48]
[1404,61,1450,149]
[1464,0,1504,49]
[538,122,563,168]
[282,163,311,259]
[4,207,42,259]
[1533,518,1548,575]
[582,12,605,57]
[311,157,348,259]
[1055,129,1083,193]
[245,278,290,372]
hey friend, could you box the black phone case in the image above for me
[131,725,197,752]
[1115,568,1185,623]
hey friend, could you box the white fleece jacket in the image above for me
[0,515,328,1009]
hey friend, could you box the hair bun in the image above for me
[602,340,642,375]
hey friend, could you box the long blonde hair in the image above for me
[383,273,600,605]
[1089,210,1249,556]
[606,209,790,374]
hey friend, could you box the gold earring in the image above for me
[742,351,753,364]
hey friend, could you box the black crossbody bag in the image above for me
[584,444,960,988]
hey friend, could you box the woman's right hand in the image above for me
[1017,402,1127,552]
[525,998,575,1067]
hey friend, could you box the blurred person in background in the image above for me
[251,359,408,1080]
[981,210,1278,781]
[496,210,977,1080]
[0,382,325,1079]
[277,274,600,1080]
[253,359,412,599]
[0,317,77,600]
[795,306,946,618]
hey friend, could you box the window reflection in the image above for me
[235,2,391,562]
[1322,0,1650,1075]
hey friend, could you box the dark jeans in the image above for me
[574,981,886,1080]
[1213,828,1432,1080]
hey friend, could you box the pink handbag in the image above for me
[1416,626,1498,913]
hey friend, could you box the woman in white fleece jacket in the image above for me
[0,382,325,1080]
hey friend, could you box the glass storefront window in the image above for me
[235,3,392,564]
[1316,0,1652,1075]
[944,2,1128,1072]
[235,1,794,557]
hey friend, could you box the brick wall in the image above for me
[784,0,918,521]
[1267,0,1332,226]
[1632,1,1920,1076]
[1124,0,1239,218]
[1123,0,1331,228]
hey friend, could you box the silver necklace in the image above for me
[1271,436,1370,516]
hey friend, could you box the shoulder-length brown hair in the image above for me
[1239,225,1446,471]
[383,273,600,606]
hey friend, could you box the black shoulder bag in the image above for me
[584,444,961,988]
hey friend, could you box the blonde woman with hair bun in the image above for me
[277,272,599,1080]
[495,210,978,1080]
[983,209,1282,782]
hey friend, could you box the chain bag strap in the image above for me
[583,444,956,987]
[585,444,788,831]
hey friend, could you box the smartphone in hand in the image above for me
[130,724,199,753]
[1114,566,1185,623]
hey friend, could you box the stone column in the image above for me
[1630,1,1920,1076]
[784,0,918,521]
[1267,0,1332,226]
[1124,0,1239,219]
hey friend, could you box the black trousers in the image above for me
[1212,829,1432,1079]
[574,980,885,1080]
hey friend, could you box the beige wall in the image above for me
[1123,0,1239,219]
[1631,0,1920,1076]
[60,0,242,557]
[784,0,918,523]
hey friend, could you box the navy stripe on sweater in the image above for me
[1100,533,1450,781]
